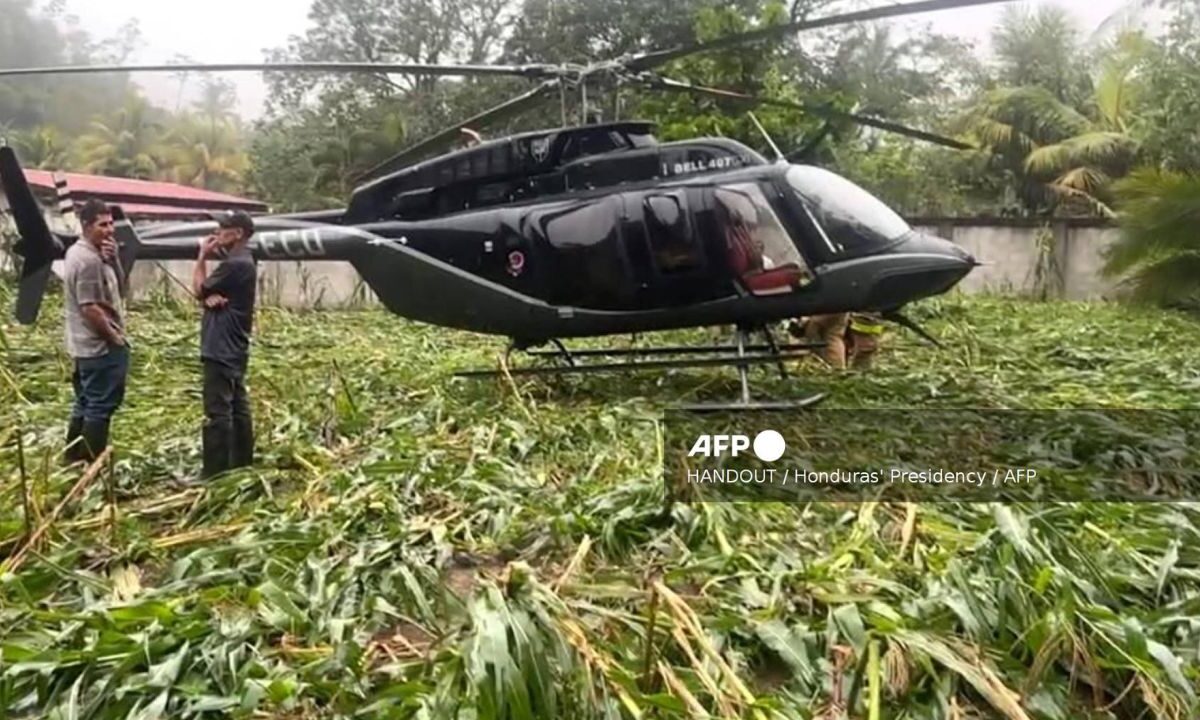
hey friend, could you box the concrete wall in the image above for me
[126,259,380,309]
[3,216,1121,309]
[913,219,1118,301]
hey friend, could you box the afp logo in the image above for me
[688,430,786,462]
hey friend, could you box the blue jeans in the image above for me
[71,345,130,423]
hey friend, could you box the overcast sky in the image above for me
[58,0,1139,120]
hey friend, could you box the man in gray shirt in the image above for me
[62,198,129,463]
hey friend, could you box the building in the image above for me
[1,167,272,304]
[18,169,267,233]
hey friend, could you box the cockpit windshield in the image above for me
[786,165,911,257]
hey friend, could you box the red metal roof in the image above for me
[24,168,267,211]
[97,203,232,218]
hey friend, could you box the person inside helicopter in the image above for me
[715,184,813,295]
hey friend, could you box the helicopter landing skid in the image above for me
[668,326,827,413]
[453,328,828,412]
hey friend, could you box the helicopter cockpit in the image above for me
[784,165,913,260]
[714,183,815,296]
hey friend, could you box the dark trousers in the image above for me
[66,345,130,461]
[202,358,254,479]
[71,345,129,423]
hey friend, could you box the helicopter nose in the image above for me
[861,231,978,309]
[893,231,977,267]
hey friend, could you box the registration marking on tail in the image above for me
[255,228,327,259]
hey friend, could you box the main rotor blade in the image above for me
[642,76,975,150]
[0,61,558,80]
[626,0,1018,72]
[354,80,560,184]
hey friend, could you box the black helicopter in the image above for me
[0,0,1006,409]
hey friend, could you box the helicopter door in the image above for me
[712,183,815,296]
[631,189,719,305]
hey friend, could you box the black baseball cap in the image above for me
[217,210,255,236]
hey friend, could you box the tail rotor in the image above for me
[1,145,64,324]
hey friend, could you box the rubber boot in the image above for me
[805,314,848,369]
[231,416,254,469]
[64,416,85,465]
[80,419,110,463]
[849,332,879,370]
[202,422,232,480]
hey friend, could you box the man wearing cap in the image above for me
[192,210,258,479]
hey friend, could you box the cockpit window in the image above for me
[714,183,814,296]
[786,165,911,257]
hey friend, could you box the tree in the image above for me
[1019,33,1149,216]
[254,0,542,205]
[958,8,1153,216]
[1104,167,1200,310]
[1133,2,1200,172]
[989,4,1092,107]
[10,125,70,170]
[0,0,138,135]
[245,120,333,212]
[830,139,990,217]
[503,0,762,64]
[635,2,814,150]
[74,93,170,180]
[152,78,252,192]
[165,115,249,192]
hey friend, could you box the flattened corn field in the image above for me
[2,286,1200,720]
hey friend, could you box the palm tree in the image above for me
[1091,0,1171,45]
[960,32,1149,216]
[1104,168,1200,310]
[1021,33,1149,216]
[164,114,249,192]
[11,125,70,170]
[74,93,169,180]
[193,78,239,132]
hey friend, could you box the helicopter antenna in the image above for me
[559,79,567,126]
[748,112,784,162]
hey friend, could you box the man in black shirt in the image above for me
[192,210,258,479]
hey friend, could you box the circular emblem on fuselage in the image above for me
[507,250,526,276]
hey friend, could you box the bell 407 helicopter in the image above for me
[0,0,1004,410]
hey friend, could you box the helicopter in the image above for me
[0,0,1007,410]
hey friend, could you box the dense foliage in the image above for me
[3,1,1200,219]
[0,1,249,192]
[2,288,1200,718]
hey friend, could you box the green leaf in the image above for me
[641,693,687,712]
[832,605,867,657]
[398,566,434,621]
[107,602,175,625]
[755,620,816,686]
[1155,539,1180,598]
[992,505,1035,559]
[1024,686,1069,720]
[147,641,189,688]
[895,630,1030,720]
[739,577,771,609]
[128,689,170,720]
[1146,640,1196,700]
[257,580,306,630]
[186,696,241,712]
[1122,617,1149,660]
